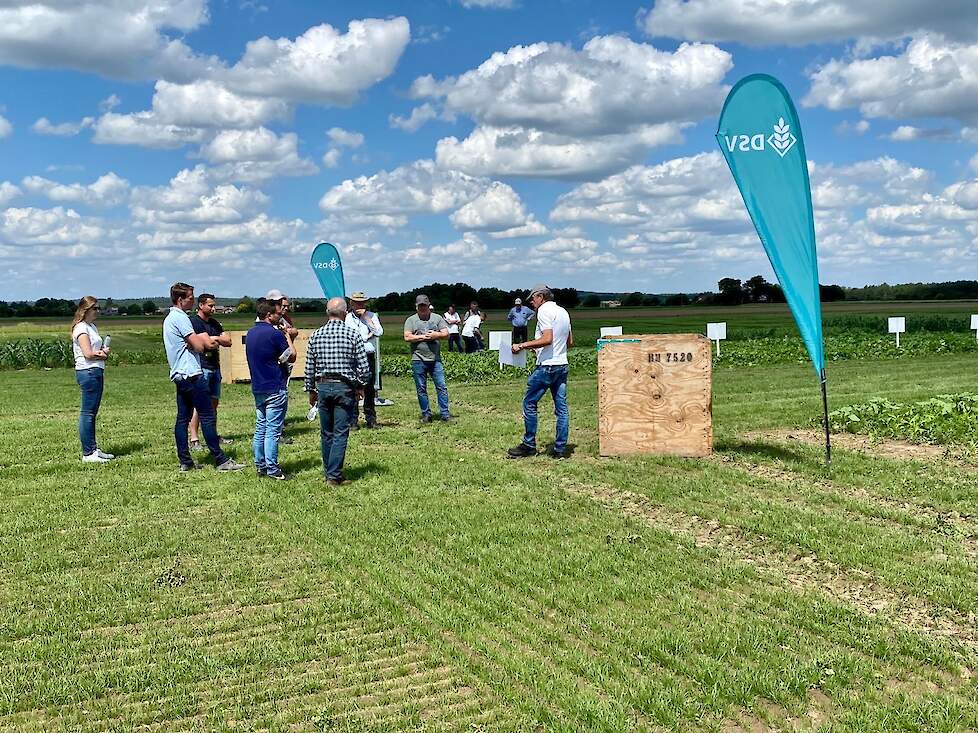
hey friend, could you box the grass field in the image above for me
[2,316,978,731]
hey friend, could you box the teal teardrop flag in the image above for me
[716,74,825,379]
[310,242,346,300]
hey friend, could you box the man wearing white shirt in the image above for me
[345,291,384,428]
[444,305,463,352]
[508,284,573,459]
[461,310,482,353]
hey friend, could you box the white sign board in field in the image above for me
[488,331,508,351]
[888,316,906,348]
[706,322,727,356]
[971,314,978,336]
[599,326,623,337]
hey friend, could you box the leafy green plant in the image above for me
[0,338,165,370]
[829,392,978,448]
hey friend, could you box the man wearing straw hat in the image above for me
[345,290,383,429]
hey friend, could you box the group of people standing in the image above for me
[69,282,574,481]
[442,298,536,354]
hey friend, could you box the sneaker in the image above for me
[506,443,537,459]
[217,459,246,472]
[95,448,115,460]
[375,397,394,407]
[265,470,287,481]
[548,450,568,460]
[420,414,433,424]
[326,477,344,487]
[256,466,267,477]
[280,436,294,445]
[189,440,203,452]
[219,437,234,445]
[82,452,110,464]
[365,421,378,429]
[439,414,455,423]
[179,462,202,472]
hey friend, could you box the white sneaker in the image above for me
[82,452,110,464]
[96,448,115,460]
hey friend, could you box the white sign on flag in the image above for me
[488,331,508,351]
[599,326,623,337]
[888,316,906,348]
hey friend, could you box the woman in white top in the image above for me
[70,296,113,463]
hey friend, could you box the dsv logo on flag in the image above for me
[313,258,340,270]
[722,117,797,158]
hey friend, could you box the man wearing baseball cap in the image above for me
[403,294,452,422]
[507,284,573,459]
[507,296,534,346]
[345,291,383,428]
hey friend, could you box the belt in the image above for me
[317,374,349,384]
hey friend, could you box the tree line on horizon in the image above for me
[5,279,978,318]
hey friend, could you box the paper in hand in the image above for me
[499,346,526,368]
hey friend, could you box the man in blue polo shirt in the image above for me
[246,301,296,480]
[163,282,244,472]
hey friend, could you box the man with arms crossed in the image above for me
[246,302,296,480]
[163,282,244,472]
[189,293,232,451]
[507,284,573,460]
[305,297,369,486]
[404,295,452,423]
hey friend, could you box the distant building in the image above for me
[103,306,120,316]
[600,300,622,308]
[213,305,236,314]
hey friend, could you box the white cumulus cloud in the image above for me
[449,182,543,236]
[200,127,317,182]
[0,0,211,80]
[0,114,12,138]
[0,181,21,206]
[805,35,978,125]
[319,159,488,219]
[640,0,978,45]
[22,173,130,208]
[412,35,730,178]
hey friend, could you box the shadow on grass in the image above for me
[107,439,151,457]
[717,437,818,465]
[283,457,389,481]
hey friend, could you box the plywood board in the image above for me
[220,329,310,384]
[598,333,712,457]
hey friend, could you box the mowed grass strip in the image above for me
[1,360,977,731]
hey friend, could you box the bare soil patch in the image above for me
[746,429,947,460]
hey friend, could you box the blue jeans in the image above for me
[253,389,289,474]
[522,365,569,453]
[201,368,222,400]
[175,376,228,467]
[76,368,104,455]
[411,360,450,418]
[317,382,357,480]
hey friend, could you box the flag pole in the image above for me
[820,368,831,466]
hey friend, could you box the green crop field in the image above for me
[2,304,978,731]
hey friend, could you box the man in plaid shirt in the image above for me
[304,297,369,485]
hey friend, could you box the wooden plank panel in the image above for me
[220,330,311,384]
[598,334,712,457]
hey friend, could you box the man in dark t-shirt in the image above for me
[188,293,231,450]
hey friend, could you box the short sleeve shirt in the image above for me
[245,322,290,394]
[534,301,571,366]
[163,307,202,380]
[190,314,223,371]
[404,313,447,362]
[71,322,104,370]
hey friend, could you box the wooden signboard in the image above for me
[597,334,712,457]
[220,329,311,384]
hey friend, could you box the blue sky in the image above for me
[1,0,977,299]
